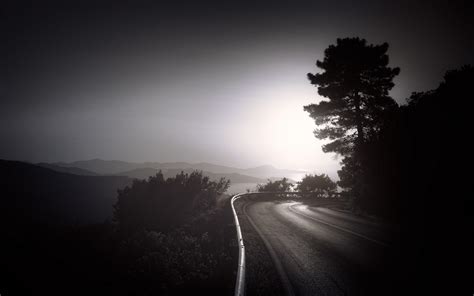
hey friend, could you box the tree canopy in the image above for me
[114,171,230,234]
[296,174,337,197]
[304,37,400,156]
[257,178,293,192]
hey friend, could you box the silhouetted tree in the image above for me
[304,37,400,154]
[257,178,293,192]
[296,174,337,197]
[114,170,230,234]
[360,65,473,295]
[304,37,399,206]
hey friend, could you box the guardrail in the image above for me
[230,193,246,296]
[230,191,308,296]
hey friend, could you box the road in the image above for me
[242,199,396,296]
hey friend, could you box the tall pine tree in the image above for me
[304,37,399,155]
[304,38,399,207]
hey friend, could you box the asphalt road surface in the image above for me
[242,199,396,296]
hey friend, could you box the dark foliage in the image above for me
[360,65,473,294]
[360,65,473,217]
[304,37,400,208]
[304,37,399,156]
[0,160,132,224]
[305,38,472,294]
[307,44,473,293]
[257,177,293,192]
[1,164,236,295]
[114,170,230,234]
[296,174,337,197]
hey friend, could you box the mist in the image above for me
[2,1,472,174]
[2,1,473,295]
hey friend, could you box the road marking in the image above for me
[288,204,389,247]
[243,202,296,296]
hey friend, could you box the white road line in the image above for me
[243,202,296,296]
[288,204,388,247]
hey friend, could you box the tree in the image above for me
[373,65,473,214]
[296,174,337,198]
[114,171,230,234]
[304,38,400,206]
[304,37,400,156]
[257,178,293,193]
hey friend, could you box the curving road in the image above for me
[242,199,396,296]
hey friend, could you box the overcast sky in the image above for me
[1,0,473,176]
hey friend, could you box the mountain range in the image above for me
[113,167,267,183]
[1,160,132,224]
[1,159,306,225]
[50,159,306,181]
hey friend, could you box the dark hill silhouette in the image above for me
[1,161,236,296]
[37,162,98,176]
[52,159,306,179]
[114,167,162,179]
[0,160,132,225]
[54,159,144,174]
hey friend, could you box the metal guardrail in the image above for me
[230,193,246,296]
[231,191,379,295]
[230,191,307,296]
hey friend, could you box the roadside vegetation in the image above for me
[304,37,472,294]
[1,168,236,295]
[296,174,337,198]
[256,177,294,192]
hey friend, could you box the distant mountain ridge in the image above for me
[37,163,98,176]
[52,159,306,179]
[113,167,267,183]
[1,159,302,227]
[1,160,132,224]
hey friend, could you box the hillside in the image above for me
[54,159,145,175]
[37,162,98,176]
[0,160,132,225]
[53,159,306,179]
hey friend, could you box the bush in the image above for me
[1,170,236,295]
[114,170,230,234]
[257,177,293,193]
[111,170,235,294]
[296,174,337,198]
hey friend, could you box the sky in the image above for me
[1,0,473,177]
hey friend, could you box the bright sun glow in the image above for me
[232,81,340,178]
